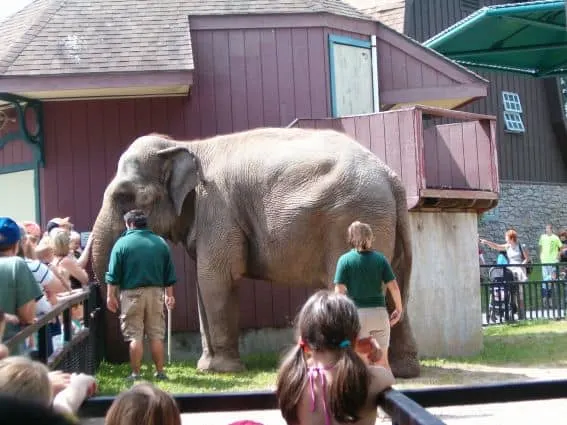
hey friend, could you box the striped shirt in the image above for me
[25,259,54,288]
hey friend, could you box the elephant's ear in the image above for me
[156,146,201,216]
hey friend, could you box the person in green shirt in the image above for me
[539,224,562,308]
[334,221,403,370]
[105,210,177,381]
[0,217,43,353]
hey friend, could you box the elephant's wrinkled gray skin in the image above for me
[91,128,420,378]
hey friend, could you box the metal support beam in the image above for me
[500,14,567,32]
[448,42,567,59]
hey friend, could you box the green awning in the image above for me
[423,1,567,78]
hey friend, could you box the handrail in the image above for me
[5,288,90,351]
[79,379,567,422]
[79,388,445,424]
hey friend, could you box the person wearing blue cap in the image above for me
[0,217,43,350]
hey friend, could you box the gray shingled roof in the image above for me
[0,0,368,77]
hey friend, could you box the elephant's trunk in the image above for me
[91,199,126,285]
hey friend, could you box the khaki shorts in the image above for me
[358,307,390,351]
[119,287,165,341]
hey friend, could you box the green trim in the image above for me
[0,162,41,223]
[328,34,372,117]
[0,162,35,175]
[0,93,44,166]
[0,92,44,224]
[423,1,567,78]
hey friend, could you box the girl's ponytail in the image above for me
[329,341,369,423]
[276,342,308,424]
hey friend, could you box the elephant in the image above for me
[91,127,420,378]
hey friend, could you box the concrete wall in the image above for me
[479,181,567,264]
[407,211,483,357]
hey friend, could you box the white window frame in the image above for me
[502,91,525,134]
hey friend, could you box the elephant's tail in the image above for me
[390,176,412,308]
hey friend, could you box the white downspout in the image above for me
[371,35,380,112]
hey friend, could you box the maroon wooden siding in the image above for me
[294,106,499,209]
[295,109,424,209]
[423,121,496,191]
[406,0,567,183]
[0,115,34,168]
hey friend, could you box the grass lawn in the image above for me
[95,320,567,395]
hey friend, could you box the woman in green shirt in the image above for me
[334,221,403,370]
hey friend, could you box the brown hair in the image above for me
[276,290,369,424]
[105,382,181,425]
[0,356,52,406]
[347,221,374,252]
[505,229,518,243]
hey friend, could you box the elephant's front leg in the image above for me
[195,239,246,372]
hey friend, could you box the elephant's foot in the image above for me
[389,352,420,379]
[197,352,246,373]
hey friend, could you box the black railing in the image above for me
[4,283,104,374]
[79,379,567,424]
[79,389,445,425]
[480,262,567,325]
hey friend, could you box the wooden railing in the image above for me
[289,105,499,211]
[5,284,103,374]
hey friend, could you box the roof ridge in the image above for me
[311,0,370,19]
[0,0,68,75]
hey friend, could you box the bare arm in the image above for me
[334,284,347,294]
[385,280,403,326]
[16,299,36,325]
[61,257,89,286]
[480,239,507,251]
[76,234,93,269]
[385,280,402,312]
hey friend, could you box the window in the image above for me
[0,169,37,222]
[328,35,376,117]
[501,91,525,133]
[559,77,567,119]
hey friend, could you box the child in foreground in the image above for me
[0,356,97,420]
[276,290,395,425]
[105,382,181,425]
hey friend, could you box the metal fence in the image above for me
[5,283,104,375]
[480,262,567,325]
[79,379,567,425]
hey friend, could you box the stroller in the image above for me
[488,253,515,322]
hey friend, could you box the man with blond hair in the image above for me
[334,221,403,370]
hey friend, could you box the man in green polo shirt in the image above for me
[105,209,177,381]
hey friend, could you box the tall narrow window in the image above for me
[328,35,375,117]
[502,91,525,134]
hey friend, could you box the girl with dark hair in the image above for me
[276,290,394,425]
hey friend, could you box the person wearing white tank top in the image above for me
[480,229,530,319]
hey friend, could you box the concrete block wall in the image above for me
[479,181,567,264]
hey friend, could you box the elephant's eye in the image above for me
[113,190,136,212]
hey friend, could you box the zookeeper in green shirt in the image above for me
[105,209,177,382]
[334,221,403,371]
